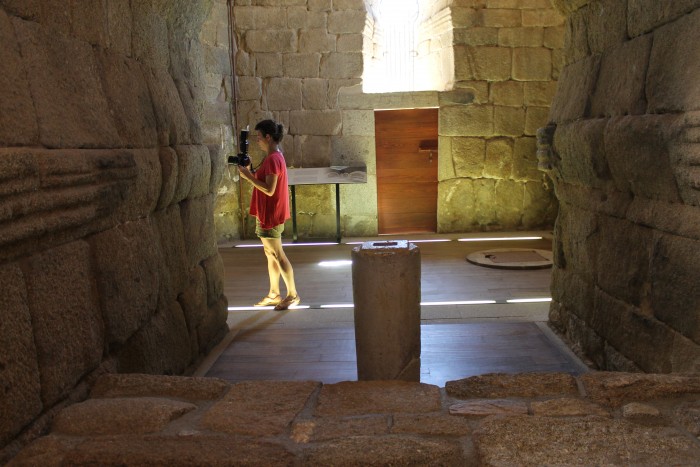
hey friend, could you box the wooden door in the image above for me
[375,108,438,234]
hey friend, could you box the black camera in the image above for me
[228,129,251,167]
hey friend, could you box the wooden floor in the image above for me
[206,233,588,386]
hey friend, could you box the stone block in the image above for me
[288,7,327,29]
[246,29,297,53]
[91,219,162,346]
[452,137,486,177]
[152,204,188,301]
[302,78,329,110]
[114,149,161,222]
[333,0,365,9]
[289,110,342,135]
[585,0,626,54]
[320,52,363,79]
[524,81,557,106]
[440,105,494,136]
[475,415,700,465]
[157,147,178,209]
[144,66,191,146]
[553,202,599,274]
[522,8,565,27]
[453,80,490,104]
[304,436,464,466]
[487,0,552,7]
[522,179,557,227]
[493,180,524,229]
[174,78,204,145]
[13,18,120,148]
[0,10,38,146]
[299,28,336,53]
[328,10,366,34]
[292,416,389,443]
[446,372,578,398]
[233,6,286,30]
[106,0,131,55]
[450,399,528,416]
[490,81,524,106]
[628,0,700,38]
[25,241,104,406]
[524,106,549,135]
[337,33,363,52]
[543,25,564,49]
[646,8,700,113]
[90,373,229,400]
[554,119,609,187]
[317,381,441,416]
[95,50,158,147]
[498,27,543,47]
[437,179,478,232]
[201,381,319,436]
[650,234,700,343]
[237,76,262,101]
[595,216,653,306]
[482,8,522,27]
[130,1,169,69]
[266,77,303,110]
[512,47,552,81]
[391,413,470,436]
[484,137,514,179]
[342,110,374,136]
[283,54,321,79]
[453,27,499,46]
[582,372,700,407]
[531,397,609,417]
[172,145,212,203]
[494,105,525,136]
[208,145,227,194]
[0,0,41,19]
[0,263,42,447]
[309,0,332,10]
[235,50,254,76]
[180,194,218,268]
[562,7,589,64]
[512,136,539,180]
[549,55,600,123]
[252,54,281,79]
[70,0,108,46]
[454,46,511,81]
[591,35,651,117]
[473,179,497,225]
[604,115,682,202]
[178,265,208,354]
[116,298,192,375]
[201,253,226,307]
[52,397,196,436]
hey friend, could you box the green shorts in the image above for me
[255,219,284,239]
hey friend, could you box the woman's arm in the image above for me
[239,166,278,197]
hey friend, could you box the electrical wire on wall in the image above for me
[226,0,247,239]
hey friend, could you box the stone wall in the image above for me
[544,0,700,372]
[221,0,562,240]
[0,0,229,456]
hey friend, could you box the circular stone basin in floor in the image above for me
[466,248,553,270]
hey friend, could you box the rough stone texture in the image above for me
[450,399,529,416]
[200,381,320,436]
[144,66,191,147]
[173,145,212,203]
[13,17,121,148]
[0,263,42,447]
[180,194,217,269]
[628,0,700,38]
[549,54,600,123]
[446,372,578,398]
[9,372,700,465]
[0,9,38,146]
[51,398,196,436]
[646,8,700,113]
[24,241,104,407]
[316,381,441,416]
[580,373,700,407]
[474,415,700,465]
[152,205,188,301]
[90,220,162,346]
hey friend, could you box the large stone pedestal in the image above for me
[351,240,421,381]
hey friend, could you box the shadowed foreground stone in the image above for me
[7,372,700,465]
[580,372,700,407]
[474,415,700,465]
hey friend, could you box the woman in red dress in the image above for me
[238,120,300,311]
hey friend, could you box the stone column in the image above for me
[351,240,421,381]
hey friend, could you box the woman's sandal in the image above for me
[254,294,282,306]
[274,295,301,311]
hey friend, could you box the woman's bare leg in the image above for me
[261,237,297,298]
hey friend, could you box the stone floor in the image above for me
[7,372,700,465]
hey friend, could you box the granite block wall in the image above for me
[0,0,230,457]
[543,0,700,373]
